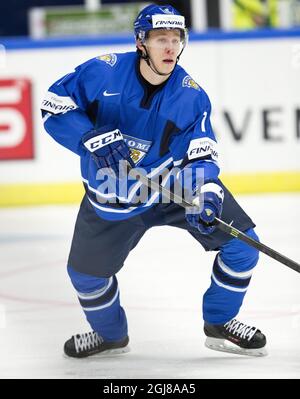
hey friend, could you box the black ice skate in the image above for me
[204,318,267,357]
[64,331,129,358]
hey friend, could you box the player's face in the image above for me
[145,29,182,74]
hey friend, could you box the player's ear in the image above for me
[136,39,143,52]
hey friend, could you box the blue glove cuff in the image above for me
[202,181,224,200]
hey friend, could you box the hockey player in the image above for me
[41,4,267,358]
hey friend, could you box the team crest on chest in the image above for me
[182,75,201,91]
[123,134,152,165]
[97,54,117,67]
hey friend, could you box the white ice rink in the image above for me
[0,194,299,379]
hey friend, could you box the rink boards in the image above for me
[0,29,299,205]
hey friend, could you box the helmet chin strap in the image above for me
[141,44,176,77]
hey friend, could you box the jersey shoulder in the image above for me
[74,51,136,80]
[171,65,211,113]
[96,51,136,69]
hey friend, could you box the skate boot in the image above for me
[64,331,129,358]
[204,318,267,357]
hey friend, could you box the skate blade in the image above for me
[95,346,130,358]
[205,337,268,357]
[63,346,130,359]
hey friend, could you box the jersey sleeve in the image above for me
[41,58,106,155]
[172,89,220,191]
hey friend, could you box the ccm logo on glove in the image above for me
[83,129,123,152]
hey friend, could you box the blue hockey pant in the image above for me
[67,192,259,339]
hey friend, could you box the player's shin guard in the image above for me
[203,228,259,324]
[67,265,128,342]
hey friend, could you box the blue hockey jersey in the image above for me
[41,51,220,220]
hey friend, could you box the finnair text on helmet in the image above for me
[154,20,184,27]
[152,15,185,29]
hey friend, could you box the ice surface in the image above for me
[0,194,299,379]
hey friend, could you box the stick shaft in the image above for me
[133,168,300,273]
[214,217,300,273]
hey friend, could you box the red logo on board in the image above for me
[0,79,34,160]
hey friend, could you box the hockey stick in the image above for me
[129,167,300,274]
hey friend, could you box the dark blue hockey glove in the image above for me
[185,182,224,235]
[82,125,134,176]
